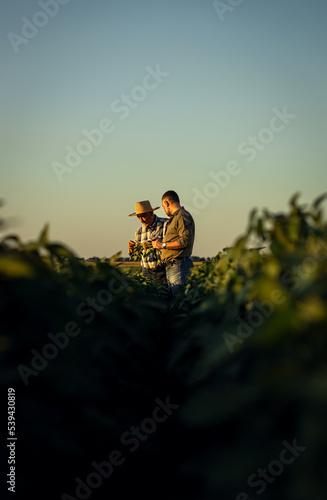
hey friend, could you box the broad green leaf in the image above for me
[0,254,36,278]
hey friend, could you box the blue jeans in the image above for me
[165,257,194,297]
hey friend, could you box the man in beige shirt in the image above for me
[152,190,195,296]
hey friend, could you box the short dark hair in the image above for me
[162,190,179,203]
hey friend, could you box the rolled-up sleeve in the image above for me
[176,213,194,248]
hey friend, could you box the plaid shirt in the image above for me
[133,215,168,269]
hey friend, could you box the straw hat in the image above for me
[128,200,160,217]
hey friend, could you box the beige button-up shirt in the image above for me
[160,207,195,263]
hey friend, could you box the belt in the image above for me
[164,257,191,267]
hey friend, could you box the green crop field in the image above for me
[1,192,327,500]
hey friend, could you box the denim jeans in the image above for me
[165,257,194,297]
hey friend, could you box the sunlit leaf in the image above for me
[0,254,36,278]
[38,223,49,246]
[0,234,23,248]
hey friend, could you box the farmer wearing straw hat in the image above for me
[128,200,168,286]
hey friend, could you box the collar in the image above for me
[169,206,183,220]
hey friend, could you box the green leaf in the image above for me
[46,243,76,260]
[0,234,23,248]
[108,251,122,265]
[313,192,327,210]
[289,191,301,210]
[0,254,36,278]
[38,223,49,246]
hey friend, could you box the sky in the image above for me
[1,0,327,258]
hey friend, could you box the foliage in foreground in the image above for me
[0,192,327,500]
[166,192,327,500]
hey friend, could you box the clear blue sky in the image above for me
[1,0,326,258]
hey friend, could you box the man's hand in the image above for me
[151,238,163,249]
[142,240,152,250]
[128,240,135,253]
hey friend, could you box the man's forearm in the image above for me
[152,238,184,250]
[164,240,183,250]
